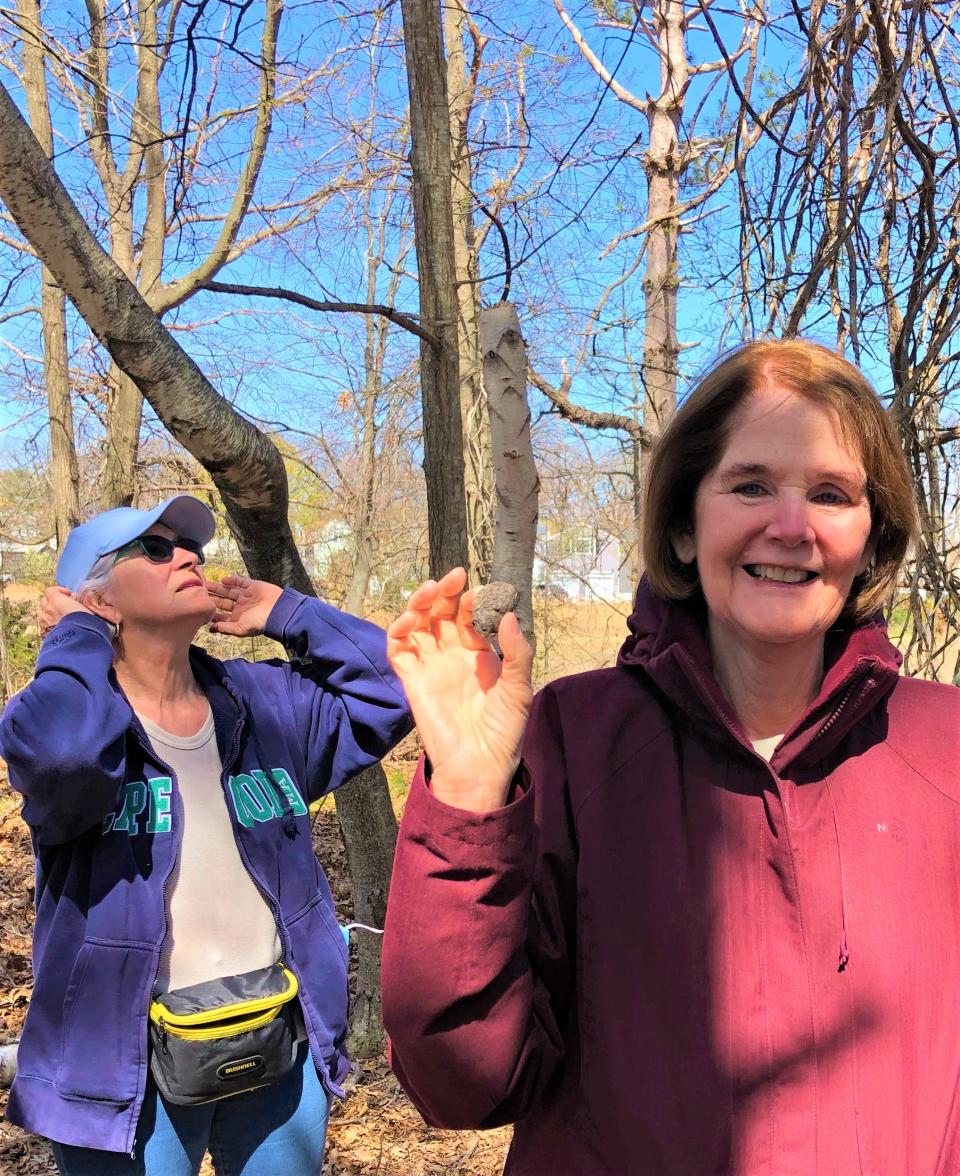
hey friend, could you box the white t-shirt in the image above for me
[139,708,281,993]
[751,734,783,762]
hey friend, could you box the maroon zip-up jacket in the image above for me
[382,582,960,1174]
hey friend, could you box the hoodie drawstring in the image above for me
[250,726,300,840]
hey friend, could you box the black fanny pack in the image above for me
[148,963,299,1105]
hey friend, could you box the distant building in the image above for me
[534,524,634,602]
[0,536,56,581]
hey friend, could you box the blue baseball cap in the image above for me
[56,495,217,593]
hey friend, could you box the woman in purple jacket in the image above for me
[1,495,410,1174]
[382,339,960,1174]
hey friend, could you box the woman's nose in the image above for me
[174,545,199,568]
[765,495,815,546]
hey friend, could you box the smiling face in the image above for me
[84,522,215,633]
[671,383,874,660]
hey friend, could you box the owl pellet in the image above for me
[471,581,520,641]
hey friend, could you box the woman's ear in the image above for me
[670,529,697,566]
[78,589,120,626]
[856,525,880,577]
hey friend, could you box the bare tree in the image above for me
[0,79,309,586]
[14,0,78,545]
[445,0,494,582]
[537,0,765,576]
[1,0,348,509]
[723,0,960,678]
[400,0,469,576]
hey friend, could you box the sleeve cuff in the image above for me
[405,756,533,848]
[262,587,308,642]
[38,611,115,657]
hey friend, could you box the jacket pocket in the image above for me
[285,893,349,1061]
[55,941,153,1103]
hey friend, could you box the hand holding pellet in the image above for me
[387,568,533,812]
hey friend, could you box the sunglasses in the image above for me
[111,534,206,567]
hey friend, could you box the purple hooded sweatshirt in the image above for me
[382,580,960,1174]
[0,590,411,1155]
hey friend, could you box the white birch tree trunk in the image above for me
[480,301,538,643]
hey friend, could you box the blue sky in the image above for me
[0,1,950,470]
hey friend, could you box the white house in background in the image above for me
[310,520,351,577]
[0,536,57,580]
[534,524,634,603]
[205,522,351,581]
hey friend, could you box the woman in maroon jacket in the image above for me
[381,339,960,1175]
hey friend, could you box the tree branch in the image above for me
[156,0,283,311]
[199,280,441,348]
[530,368,650,447]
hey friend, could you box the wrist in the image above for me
[428,766,515,813]
[261,586,301,641]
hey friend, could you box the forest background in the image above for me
[0,0,957,1171]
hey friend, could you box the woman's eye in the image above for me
[814,489,849,505]
[734,482,766,497]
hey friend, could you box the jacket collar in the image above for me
[617,578,902,770]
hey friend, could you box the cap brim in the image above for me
[153,496,217,546]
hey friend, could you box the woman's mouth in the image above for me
[743,564,818,584]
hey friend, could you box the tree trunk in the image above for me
[101,370,143,508]
[444,0,493,583]
[337,384,397,1058]
[480,302,538,643]
[17,0,80,544]
[400,0,469,577]
[334,765,397,1058]
[641,0,687,439]
[41,272,80,539]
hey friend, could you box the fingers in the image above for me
[452,588,494,652]
[39,588,86,637]
[206,581,238,604]
[404,568,466,622]
[207,575,257,604]
[498,611,534,685]
[388,569,475,672]
[393,569,467,642]
[386,608,417,646]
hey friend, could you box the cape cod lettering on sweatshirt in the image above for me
[101,766,308,837]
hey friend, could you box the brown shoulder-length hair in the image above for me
[643,338,917,621]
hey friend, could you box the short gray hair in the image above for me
[76,553,121,649]
[77,552,115,600]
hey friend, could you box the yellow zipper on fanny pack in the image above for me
[148,966,298,1033]
[157,1005,281,1041]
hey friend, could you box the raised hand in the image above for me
[39,587,94,637]
[387,567,534,813]
[207,576,284,638]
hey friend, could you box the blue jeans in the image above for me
[51,1042,329,1176]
